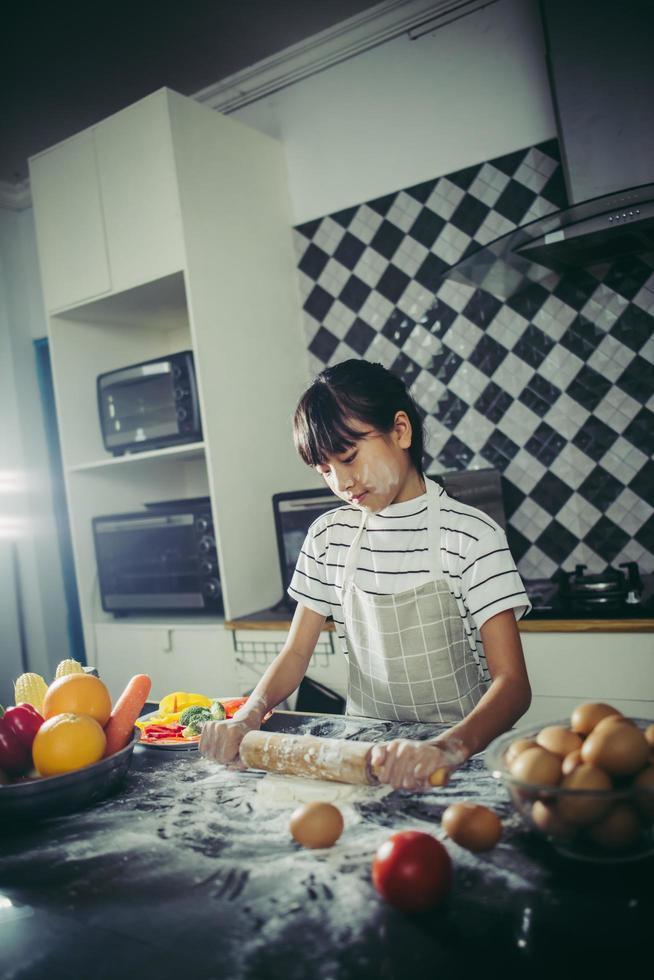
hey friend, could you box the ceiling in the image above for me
[0,0,382,185]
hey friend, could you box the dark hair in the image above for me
[293,359,424,474]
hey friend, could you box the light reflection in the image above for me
[0,893,34,922]
[0,517,27,539]
[0,470,29,539]
[0,470,26,493]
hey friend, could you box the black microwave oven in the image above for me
[97,351,202,456]
[92,497,222,614]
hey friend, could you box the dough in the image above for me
[254,772,393,808]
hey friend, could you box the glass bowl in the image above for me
[485,717,654,863]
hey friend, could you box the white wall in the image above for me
[234,0,556,223]
[0,206,71,702]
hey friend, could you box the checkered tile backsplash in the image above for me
[292,140,654,579]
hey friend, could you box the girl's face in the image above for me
[315,412,424,512]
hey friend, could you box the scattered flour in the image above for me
[252,772,393,808]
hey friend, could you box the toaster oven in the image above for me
[97,351,202,456]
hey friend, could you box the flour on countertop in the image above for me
[253,772,393,808]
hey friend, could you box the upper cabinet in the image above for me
[28,89,312,665]
[29,130,112,311]
[30,90,185,312]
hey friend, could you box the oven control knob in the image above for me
[176,407,187,422]
[174,386,187,400]
[203,578,221,599]
[196,516,212,533]
[198,535,216,554]
[200,559,215,575]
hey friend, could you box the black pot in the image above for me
[556,562,642,608]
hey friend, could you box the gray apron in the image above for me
[341,478,489,723]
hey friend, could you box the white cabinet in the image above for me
[520,631,654,725]
[93,93,184,294]
[94,623,239,703]
[29,88,312,697]
[29,131,111,311]
[30,91,185,312]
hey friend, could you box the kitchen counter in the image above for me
[0,712,649,980]
[225,611,654,632]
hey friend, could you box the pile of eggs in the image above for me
[502,703,654,853]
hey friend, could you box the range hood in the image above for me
[445,0,654,298]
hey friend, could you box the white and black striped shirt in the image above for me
[288,482,530,672]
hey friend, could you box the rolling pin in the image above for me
[239,731,448,787]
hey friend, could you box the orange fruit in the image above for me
[42,673,112,726]
[32,713,107,776]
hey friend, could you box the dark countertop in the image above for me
[0,712,650,980]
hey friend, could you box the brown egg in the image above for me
[530,800,573,840]
[536,725,582,758]
[561,749,582,776]
[592,714,636,737]
[645,724,654,748]
[633,765,654,819]
[289,801,344,849]
[581,722,650,776]
[570,703,621,736]
[442,802,502,852]
[555,763,613,826]
[505,738,537,768]
[586,804,642,850]
[510,746,562,787]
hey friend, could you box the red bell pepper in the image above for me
[0,703,43,775]
[219,697,249,719]
[1,703,44,747]
[142,723,185,740]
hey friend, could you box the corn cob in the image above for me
[55,658,85,679]
[14,672,48,713]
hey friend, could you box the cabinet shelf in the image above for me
[95,614,227,629]
[67,441,206,472]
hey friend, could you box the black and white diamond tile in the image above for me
[293,139,654,577]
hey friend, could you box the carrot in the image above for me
[103,674,152,757]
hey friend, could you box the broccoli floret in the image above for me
[210,699,226,721]
[179,704,213,738]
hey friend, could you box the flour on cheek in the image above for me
[359,457,401,509]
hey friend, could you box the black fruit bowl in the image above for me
[0,728,139,826]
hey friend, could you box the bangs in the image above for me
[293,387,366,466]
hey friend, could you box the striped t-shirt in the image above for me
[288,481,530,677]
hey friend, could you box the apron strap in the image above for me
[342,507,368,591]
[426,478,443,579]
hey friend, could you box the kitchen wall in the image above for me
[290,139,654,579]
[236,0,555,224]
[234,0,652,578]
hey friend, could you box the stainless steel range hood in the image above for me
[444,0,654,298]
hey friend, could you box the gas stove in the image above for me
[524,564,654,620]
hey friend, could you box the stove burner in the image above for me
[525,563,654,620]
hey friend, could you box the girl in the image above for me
[200,359,532,790]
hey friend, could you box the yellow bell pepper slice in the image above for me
[135,711,183,730]
[158,691,212,714]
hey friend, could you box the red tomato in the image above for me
[372,830,452,912]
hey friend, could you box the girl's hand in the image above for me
[199,697,267,766]
[369,737,467,791]
[198,718,254,766]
